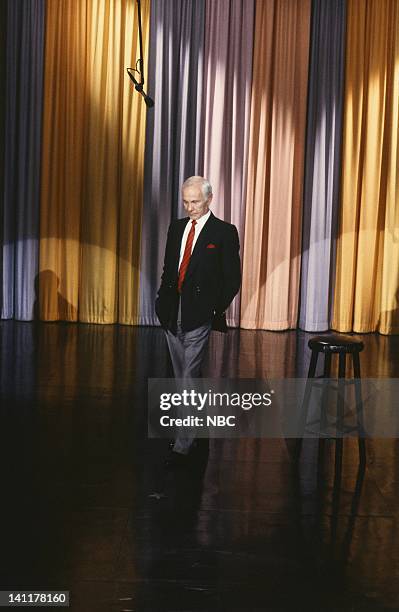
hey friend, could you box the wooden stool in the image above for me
[296,334,366,477]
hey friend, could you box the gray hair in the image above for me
[182,176,213,200]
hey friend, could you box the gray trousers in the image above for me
[165,301,211,454]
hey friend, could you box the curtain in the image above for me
[1,0,45,320]
[2,0,397,336]
[39,0,149,323]
[332,0,399,334]
[240,0,311,330]
[200,0,255,328]
[298,0,346,332]
[138,0,205,326]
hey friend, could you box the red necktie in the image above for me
[178,220,197,293]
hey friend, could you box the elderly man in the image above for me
[155,176,241,465]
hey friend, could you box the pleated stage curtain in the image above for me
[39,0,149,323]
[201,0,255,328]
[332,0,399,334]
[138,0,205,326]
[1,0,45,320]
[1,0,398,335]
[240,0,311,330]
[298,0,346,332]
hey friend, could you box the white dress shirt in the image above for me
[178,209,211,270]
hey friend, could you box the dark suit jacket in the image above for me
[155,212,241,333]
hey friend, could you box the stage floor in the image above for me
[1,321,398,611]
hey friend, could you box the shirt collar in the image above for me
[187,209,211,230]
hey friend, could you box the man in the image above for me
[155,176,241,465]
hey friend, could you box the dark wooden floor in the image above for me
[1,321,399,611]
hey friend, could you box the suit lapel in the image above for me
[172,218,189,276]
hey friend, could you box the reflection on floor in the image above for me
[0,321,399,611]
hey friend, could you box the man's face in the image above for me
[182,185,212,220]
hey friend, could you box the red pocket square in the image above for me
[206,243,217,249]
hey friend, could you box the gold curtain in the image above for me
[332,0,399,334]
[39,0,149,323]
[240,0,311,330]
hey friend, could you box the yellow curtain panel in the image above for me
[39,0,149,323]
[240,0,311,330]
[332,0,399,334]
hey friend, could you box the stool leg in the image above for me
[308,350,318,378]
[334,353,346,487]
[318,351,331,468]
[338,351,346,378]
[294,350,319,462]
[324,352,332,377]
[319,351,332,440]
[353,352,366,466]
